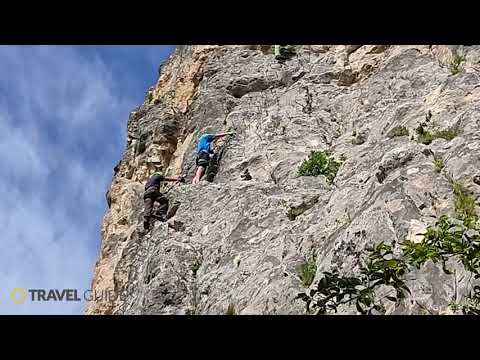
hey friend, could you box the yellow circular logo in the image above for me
[10,288,27,304]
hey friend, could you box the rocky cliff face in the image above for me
[86,45,480,315]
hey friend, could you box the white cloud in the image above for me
[0,45,173,314]
[0,117,50,183]
[0,182,93,314]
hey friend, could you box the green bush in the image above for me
[297,242,410,314]
[460,286,480,314]
[297,178,480,315]
[388,126,409,138]
[452,181,478,227]
[402,239,440,269]
[299,256,317,287]
[402,215,480,274]
[225,303,236,315]
[298,151,341,184]
[449,54,466,75]
[416,123,462,145]
[402,180,479,274]
[435,127,463,141]
[273,45,297,59]
[433,158,445,173]
[416,124,434,144]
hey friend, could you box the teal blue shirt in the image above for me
[197,134,215,154]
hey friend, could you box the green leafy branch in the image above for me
[297,242,411,314]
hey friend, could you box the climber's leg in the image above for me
[143,186,160,229]
[143,196,154,230]
[192,152,210,184]
[192,166,205,184]
[155,195,169,221]
[192,167,198,184]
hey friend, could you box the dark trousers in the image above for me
[143,187,169,222]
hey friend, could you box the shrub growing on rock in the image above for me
[416,123,462,145]
[298,151,341,184]
[387,125,409,138]
[299,255,317,287]
[449,54,466,75]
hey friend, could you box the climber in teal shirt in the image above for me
[197,133,216,154]
[192,132,234,184]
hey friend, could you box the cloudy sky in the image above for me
[0,45,175,314]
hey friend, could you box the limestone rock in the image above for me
[86,45,480,315]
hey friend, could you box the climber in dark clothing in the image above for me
[274,45,296,62]
[192,132,234,184]
[143,172,185,230]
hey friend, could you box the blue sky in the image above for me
[0,45,176,314]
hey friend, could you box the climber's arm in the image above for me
[214,132,235,139]
[164,176,185,183]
